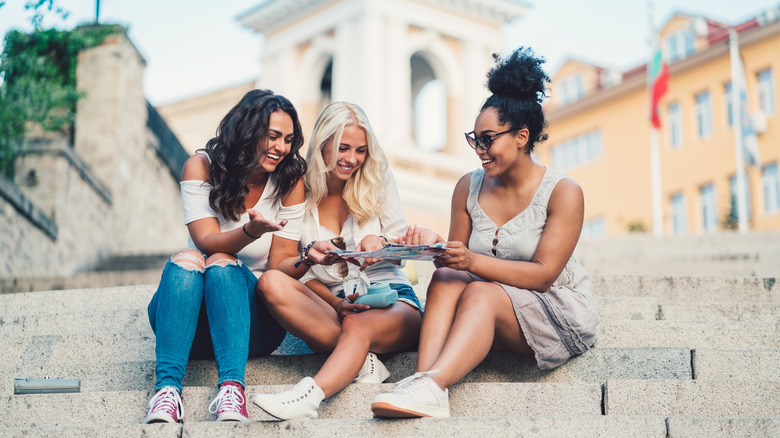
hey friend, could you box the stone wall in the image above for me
[74,34,186,254]
[1,135,112,276]
[0,32,187,279]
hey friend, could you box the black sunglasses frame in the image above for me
[464,129,518,151]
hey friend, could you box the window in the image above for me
[762,163,780,214]
[668,102,683,148]
[665,29,695,62]
[729,174,753,220]
[757,68,775,116]
[581,217,606,238]
[558,74,584,106]
[699,183,717,232]
[695,91,712,139]
[725,82,733,127]
[550,130,603,171]
[671,192,687,235]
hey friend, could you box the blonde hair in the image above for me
[305,102,389,225]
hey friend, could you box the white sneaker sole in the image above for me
[216,412,249,422]
[371,401,450,418]
[251,394,318,420]
[142,412,179,424]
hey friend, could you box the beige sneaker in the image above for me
[371,370,449,418]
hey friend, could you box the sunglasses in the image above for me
[464,129,518,152]
[330,236,349,278]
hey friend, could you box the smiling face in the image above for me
[257,110,295,173]
[322,124,368,183]
[472,107,529,176]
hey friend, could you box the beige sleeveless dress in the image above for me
[466,167,600,369]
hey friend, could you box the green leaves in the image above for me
[0,24,125,178]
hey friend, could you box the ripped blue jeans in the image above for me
[147,251,286,391]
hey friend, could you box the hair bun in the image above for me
[486,47,549,103]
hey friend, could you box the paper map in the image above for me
[327,243,447,261]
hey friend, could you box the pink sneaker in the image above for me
[209,381,249,422]
[143,386,183,424]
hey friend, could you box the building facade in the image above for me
[538,10,780,236]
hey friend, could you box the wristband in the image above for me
[294,241,317,267]
[337,299,349,315]
[243,223,261,239]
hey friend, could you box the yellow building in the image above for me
[537,10,780,236]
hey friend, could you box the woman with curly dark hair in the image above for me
[371,48,600,418]
[143,89,307,424]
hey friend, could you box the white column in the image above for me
[650,128,664,236]
[357,9,386,137]
[462,41,490,157]
[385,17,412,149]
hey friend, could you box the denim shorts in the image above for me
[338,283,422,313]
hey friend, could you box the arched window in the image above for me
[320,58,333,110]
[411,53,446,151]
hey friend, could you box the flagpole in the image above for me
[729,28,749,234]
[647,0,664,236]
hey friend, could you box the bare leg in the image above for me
[256,270,342,352]
[416,267,472,371]
[313,302,422,397]
[424,282,532,389]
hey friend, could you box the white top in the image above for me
[299,171,409,294]
[180,154,304,274]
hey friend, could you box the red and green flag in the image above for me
[648,46,669,128]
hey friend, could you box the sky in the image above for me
[1,0,778,106]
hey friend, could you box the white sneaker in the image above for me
[251,376,325,420]
[354,352,391,383]
[371,370,450,418]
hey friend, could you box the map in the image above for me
[327,243,447,261]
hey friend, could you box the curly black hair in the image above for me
[481,47,550,153]
[203,89,307,222]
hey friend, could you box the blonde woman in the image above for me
[251,102,422,420]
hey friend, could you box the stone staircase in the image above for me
[2,271,779,437]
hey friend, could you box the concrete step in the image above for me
[657,302,780,322]
[591,275,778,302]
[92,254,169,272]
[693,348,780,381]
[5,321,776,369]
[186,415,667,438]
[6,298,780,340]
[0,285,155,316]
[1,381,602,427]
[666,416,780,438]
[596,320,780,349]
[0,271,161,295]
[0,415,671,438]
[2,275,777,315]
[605,380,780,417]
[1,347,692,394]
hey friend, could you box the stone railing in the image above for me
[147,101,189,181]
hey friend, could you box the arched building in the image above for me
[236,0,527,231]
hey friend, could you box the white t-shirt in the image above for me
[180,156,304,274]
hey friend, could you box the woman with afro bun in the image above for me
[371,47,600,418]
